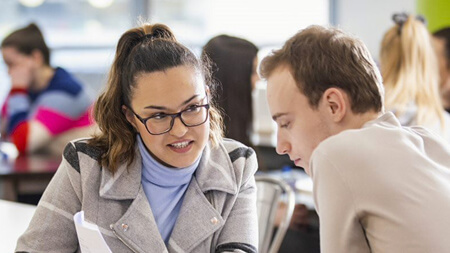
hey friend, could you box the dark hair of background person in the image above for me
[89,23,223,174]
[434,27,450,67]
[1,23,50,65]
[202,35,258,147]
[260,25,383,114]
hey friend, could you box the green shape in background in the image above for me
[417,0,450,33]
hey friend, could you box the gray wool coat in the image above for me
[15,138,259,253]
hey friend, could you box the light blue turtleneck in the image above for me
[137,135,200,244]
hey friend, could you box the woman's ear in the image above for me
[205,85,211,97]
[31,49,44,66]
[122,105,137,129]
[321,88,347,123]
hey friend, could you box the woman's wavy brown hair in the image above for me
[89,23,223,173]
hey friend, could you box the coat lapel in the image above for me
[98,148,167,252]
[111,187,168,253]
[168,142,238,252]
[97,141,241,252]
[168,177,224,252]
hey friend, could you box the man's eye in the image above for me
[280,122,290,128]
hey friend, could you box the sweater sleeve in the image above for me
[310,150,370,253]
[4,88,30,135]
[15,143,82,252]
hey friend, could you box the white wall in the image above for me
[335,0,416,62]
[204,0,329,47]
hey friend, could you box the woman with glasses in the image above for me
[16,23,258,253]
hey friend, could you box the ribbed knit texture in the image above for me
[137,135,199,244]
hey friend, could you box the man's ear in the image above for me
[122,105,137,129]
[321,88,347,122]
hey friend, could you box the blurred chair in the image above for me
[256,175,295,253]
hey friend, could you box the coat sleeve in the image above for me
[215,147,259,253]
[15,143,82,253]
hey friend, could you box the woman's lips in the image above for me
[168,140,194,153]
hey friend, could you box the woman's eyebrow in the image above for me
[143,94,200,110]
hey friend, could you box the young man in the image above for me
[261,25,450,252]
[433,27,450,113]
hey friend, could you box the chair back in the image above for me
[255,175,295,253]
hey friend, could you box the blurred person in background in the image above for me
[380,13,450,142]
[1,23,96,155]
[202,35,259,147]
[15,23,258,252]
[433,27,450,113]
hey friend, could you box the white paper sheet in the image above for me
[74,211,112,253]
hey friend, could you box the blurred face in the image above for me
[126,65,210,168]
[1,46,37,88]
[266,66,331,174]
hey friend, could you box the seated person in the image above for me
[261,24,450,252]
[1,23,96,155]
[202,35,259,147]
[380,14,450,142]
[15,22,258,252]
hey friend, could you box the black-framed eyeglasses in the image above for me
[128,102,210,135]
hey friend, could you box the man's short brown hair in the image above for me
[260,25,383,113]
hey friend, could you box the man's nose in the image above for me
[276,133,290,155]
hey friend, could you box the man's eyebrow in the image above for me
[144,94,200,110]
[272,112,288,121]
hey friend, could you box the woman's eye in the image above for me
[186,105,200,112]
[152,113,167,120]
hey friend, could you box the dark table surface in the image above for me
[0,154,61,204]
[0,154,61,177]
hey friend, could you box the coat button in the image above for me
[210,217,219,225]
[122,223,129,231]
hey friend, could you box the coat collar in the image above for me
[195,141,238,195]
[99,141,238,200]
[168,176,225,252]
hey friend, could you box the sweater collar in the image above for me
[137,135,198,187]
[99,140,238,200]
[363,111,401,128]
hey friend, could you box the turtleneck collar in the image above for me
[137,135,199,187]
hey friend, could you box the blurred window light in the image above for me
[0,0,144,98]
[88,0,114,9]
[19,0,44,8]
[150,0,329,49]
[0,0,329,99]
